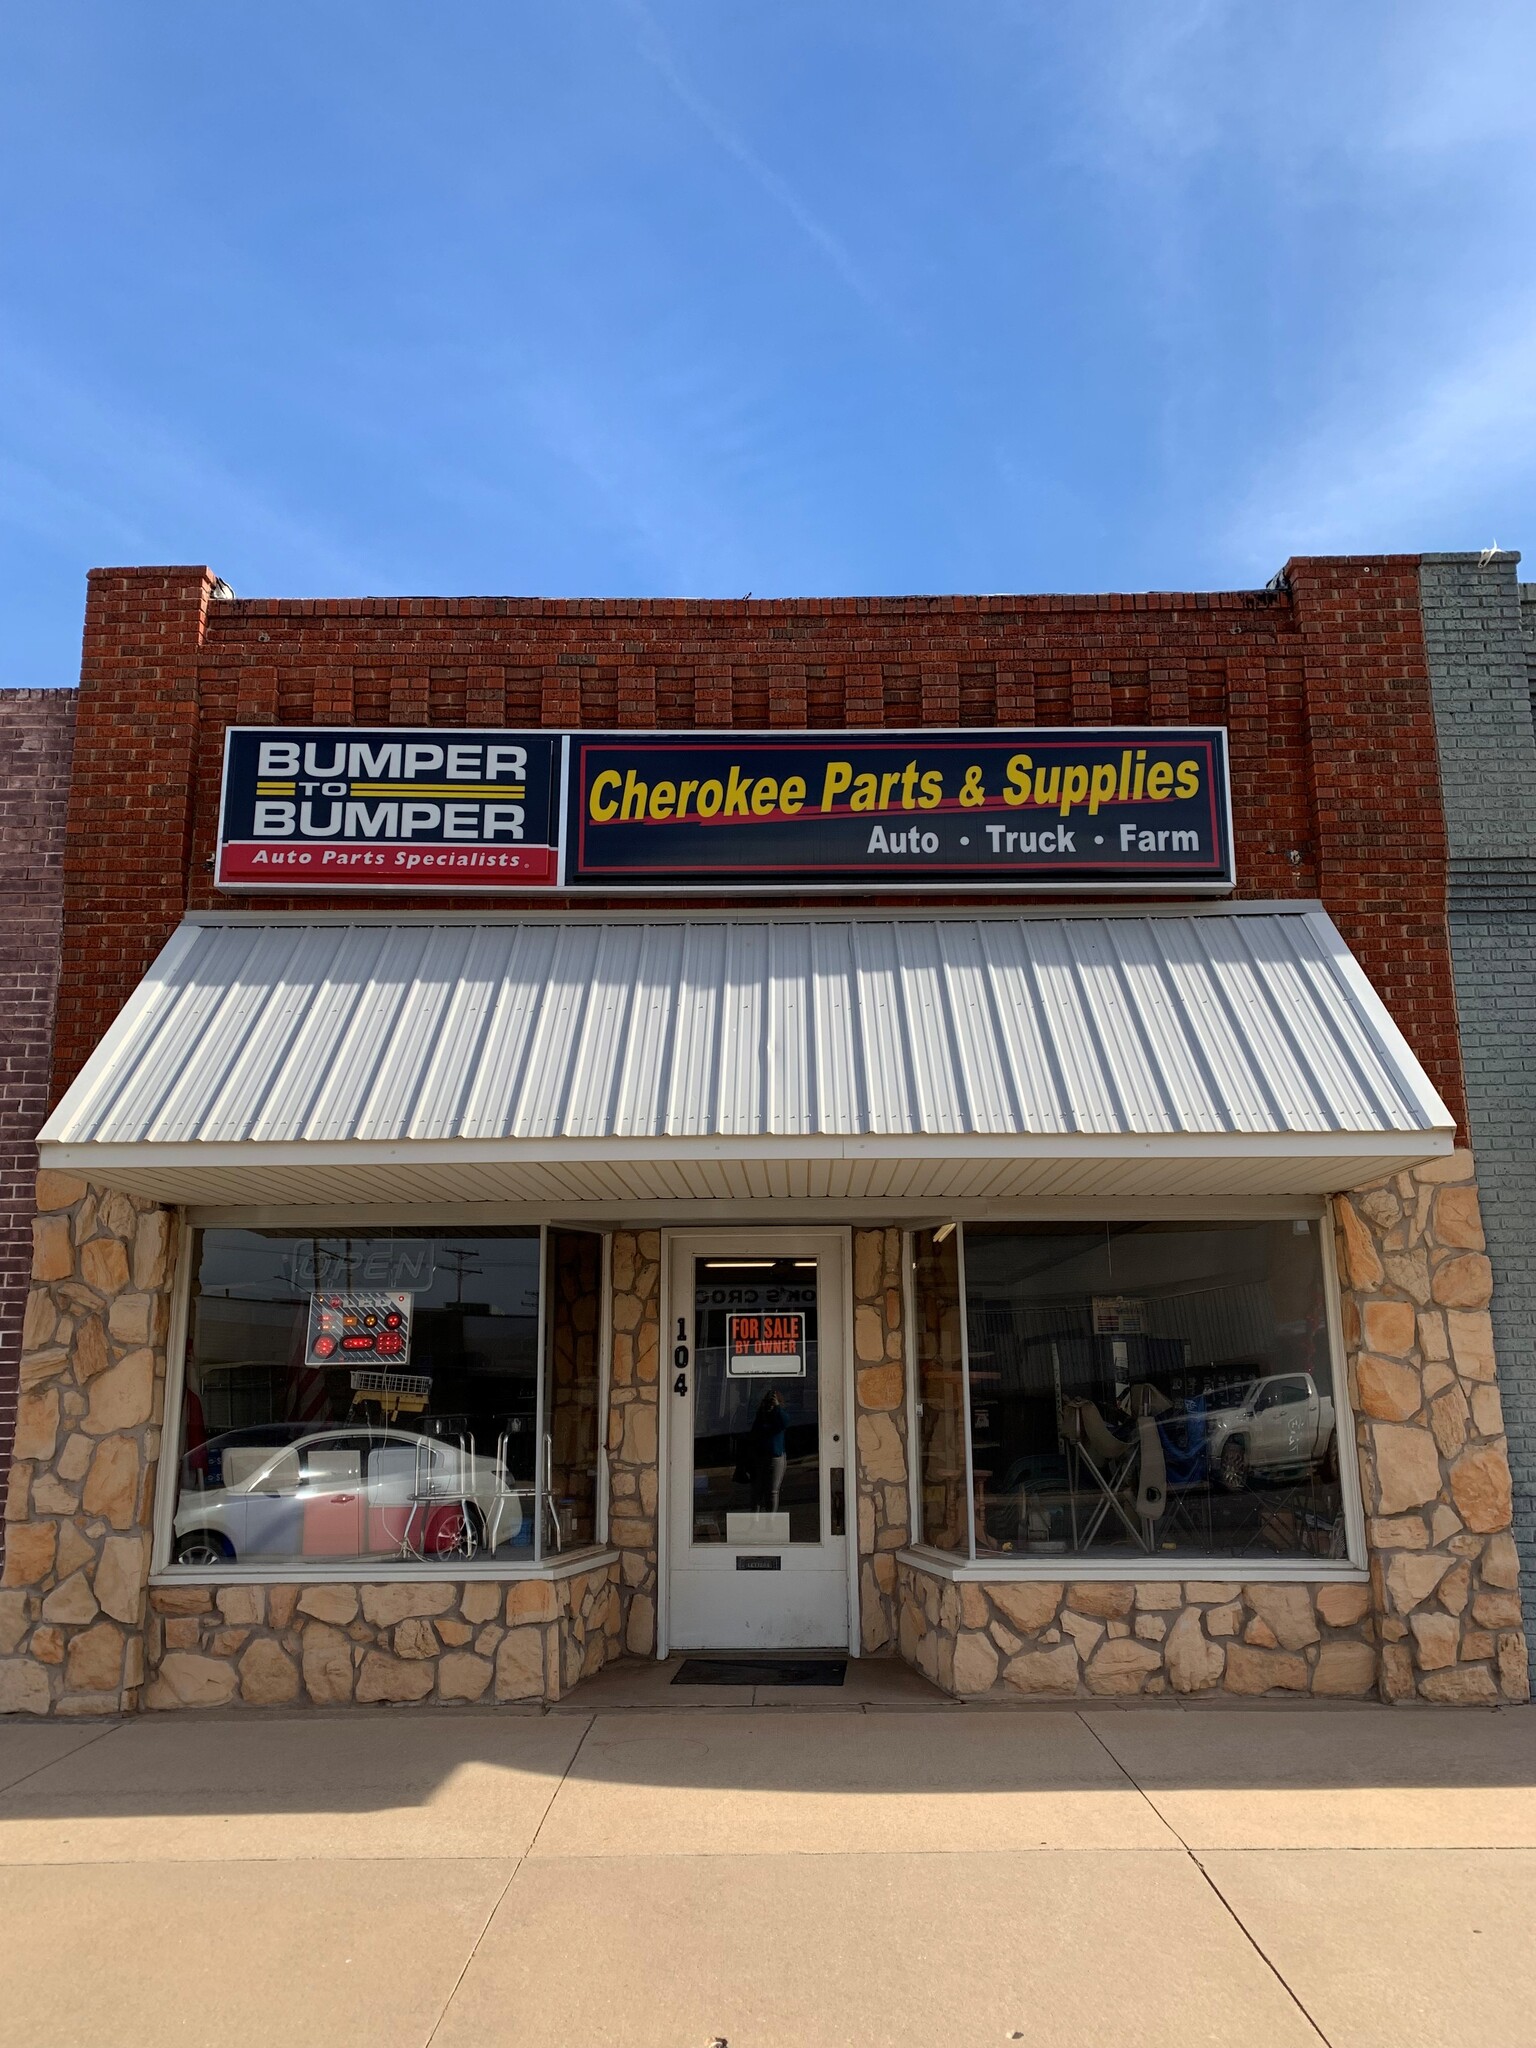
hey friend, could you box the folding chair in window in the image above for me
[1061,1397,1147,1551]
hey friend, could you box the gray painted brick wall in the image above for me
[1420,553,1536,1680]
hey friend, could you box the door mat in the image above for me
[672,1657,848,1688]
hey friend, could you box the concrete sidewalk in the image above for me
[1,1661,1531,2048]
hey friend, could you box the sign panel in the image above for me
[216,727,562,890]
[304,1289,413,1366]
[1091,1295,1150,1337]
[727,1311,807,1378]
[214,724,1234,893]
[567,728,1232,891]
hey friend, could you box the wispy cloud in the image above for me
[616,0,885,313]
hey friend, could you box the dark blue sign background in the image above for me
[566,728,1232,891]
[217,726,562,890]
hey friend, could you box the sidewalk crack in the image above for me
[1075,1710,1334,2047]
[422,1712,596,2047]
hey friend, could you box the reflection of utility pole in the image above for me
[439,1249,481,1304]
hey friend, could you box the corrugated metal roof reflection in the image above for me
[46,907,1449,1154]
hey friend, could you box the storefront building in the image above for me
[0,555,1528,1714]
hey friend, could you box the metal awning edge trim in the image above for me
[38,1130,1453,1173]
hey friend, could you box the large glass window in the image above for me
[917,1220,1347,1565]
[171,1227,605,1571]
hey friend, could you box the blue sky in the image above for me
[3,2,1534,684]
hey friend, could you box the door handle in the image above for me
[830,1466,845,1537]
[331,1494,357,1504]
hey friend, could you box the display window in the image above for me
[915,1218,1355,1568]
[168,1225,604,1572]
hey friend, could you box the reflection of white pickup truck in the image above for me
[1202,1374,1336,1491]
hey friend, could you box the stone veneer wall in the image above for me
[141,1565,619,1708]
[896,1159,1528,1704]
[1,1174,176,1714]
[1337,1153,1526,1702]
[607,1229,661,1657]
[852,1227,910,1651]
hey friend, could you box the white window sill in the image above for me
[150,1546,618,1588]
[897,1546,1368,1585]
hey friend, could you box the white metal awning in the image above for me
[39,906,1455,1214]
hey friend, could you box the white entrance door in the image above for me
[665,1231,853,1652]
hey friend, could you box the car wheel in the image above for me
[424,1502,483,1558]
[1216,1438,1248,1494]
[175,1529,235,1566]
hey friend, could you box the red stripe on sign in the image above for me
[216,841,559,886]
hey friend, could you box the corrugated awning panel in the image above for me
[45,908,1451,1165]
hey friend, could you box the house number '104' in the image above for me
[673,1319,688,1396]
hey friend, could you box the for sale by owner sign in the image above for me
[727,1312,806,1378]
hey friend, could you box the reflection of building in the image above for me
[0,555,1529,1717]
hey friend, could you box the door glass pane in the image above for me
[691,1255,820,1546]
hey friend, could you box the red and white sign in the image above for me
[726,1311,806,1378]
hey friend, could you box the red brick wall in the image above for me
[1,689,76,1556]
[51,557,1465,1130]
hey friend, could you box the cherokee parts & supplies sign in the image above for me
[567,728,1232,890]
[216,727,562,889]
[214,724,1233,893]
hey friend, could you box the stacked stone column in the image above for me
[606,1229,661,1656]
[0,1175,176,1714]
[1337,1154,1528,1701]
[851,1227,910,1650]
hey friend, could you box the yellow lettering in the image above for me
[879,770,902,810]
[695,779,724,818]
[1059,764,1090,816]
[1088,763,1118,815]
[620,769,648,821]
[780,776,806,814]
[589,770,621,823]
[676,779,699,817]
[850,772,879,813]
[750,776,778,816]
[820,760,853,811]
[918,769,943,810]
[1146,760,1174,800]
[1175,759,1200,799]
[1003,752,1032,807]
[724,766,752,816]
[1034,765,1061,809]
[649,780,676,821]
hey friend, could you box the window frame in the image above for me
[152,1211,617,1583]
[901,1209,1368,1583]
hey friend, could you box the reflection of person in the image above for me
[749,1388,788,1512]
